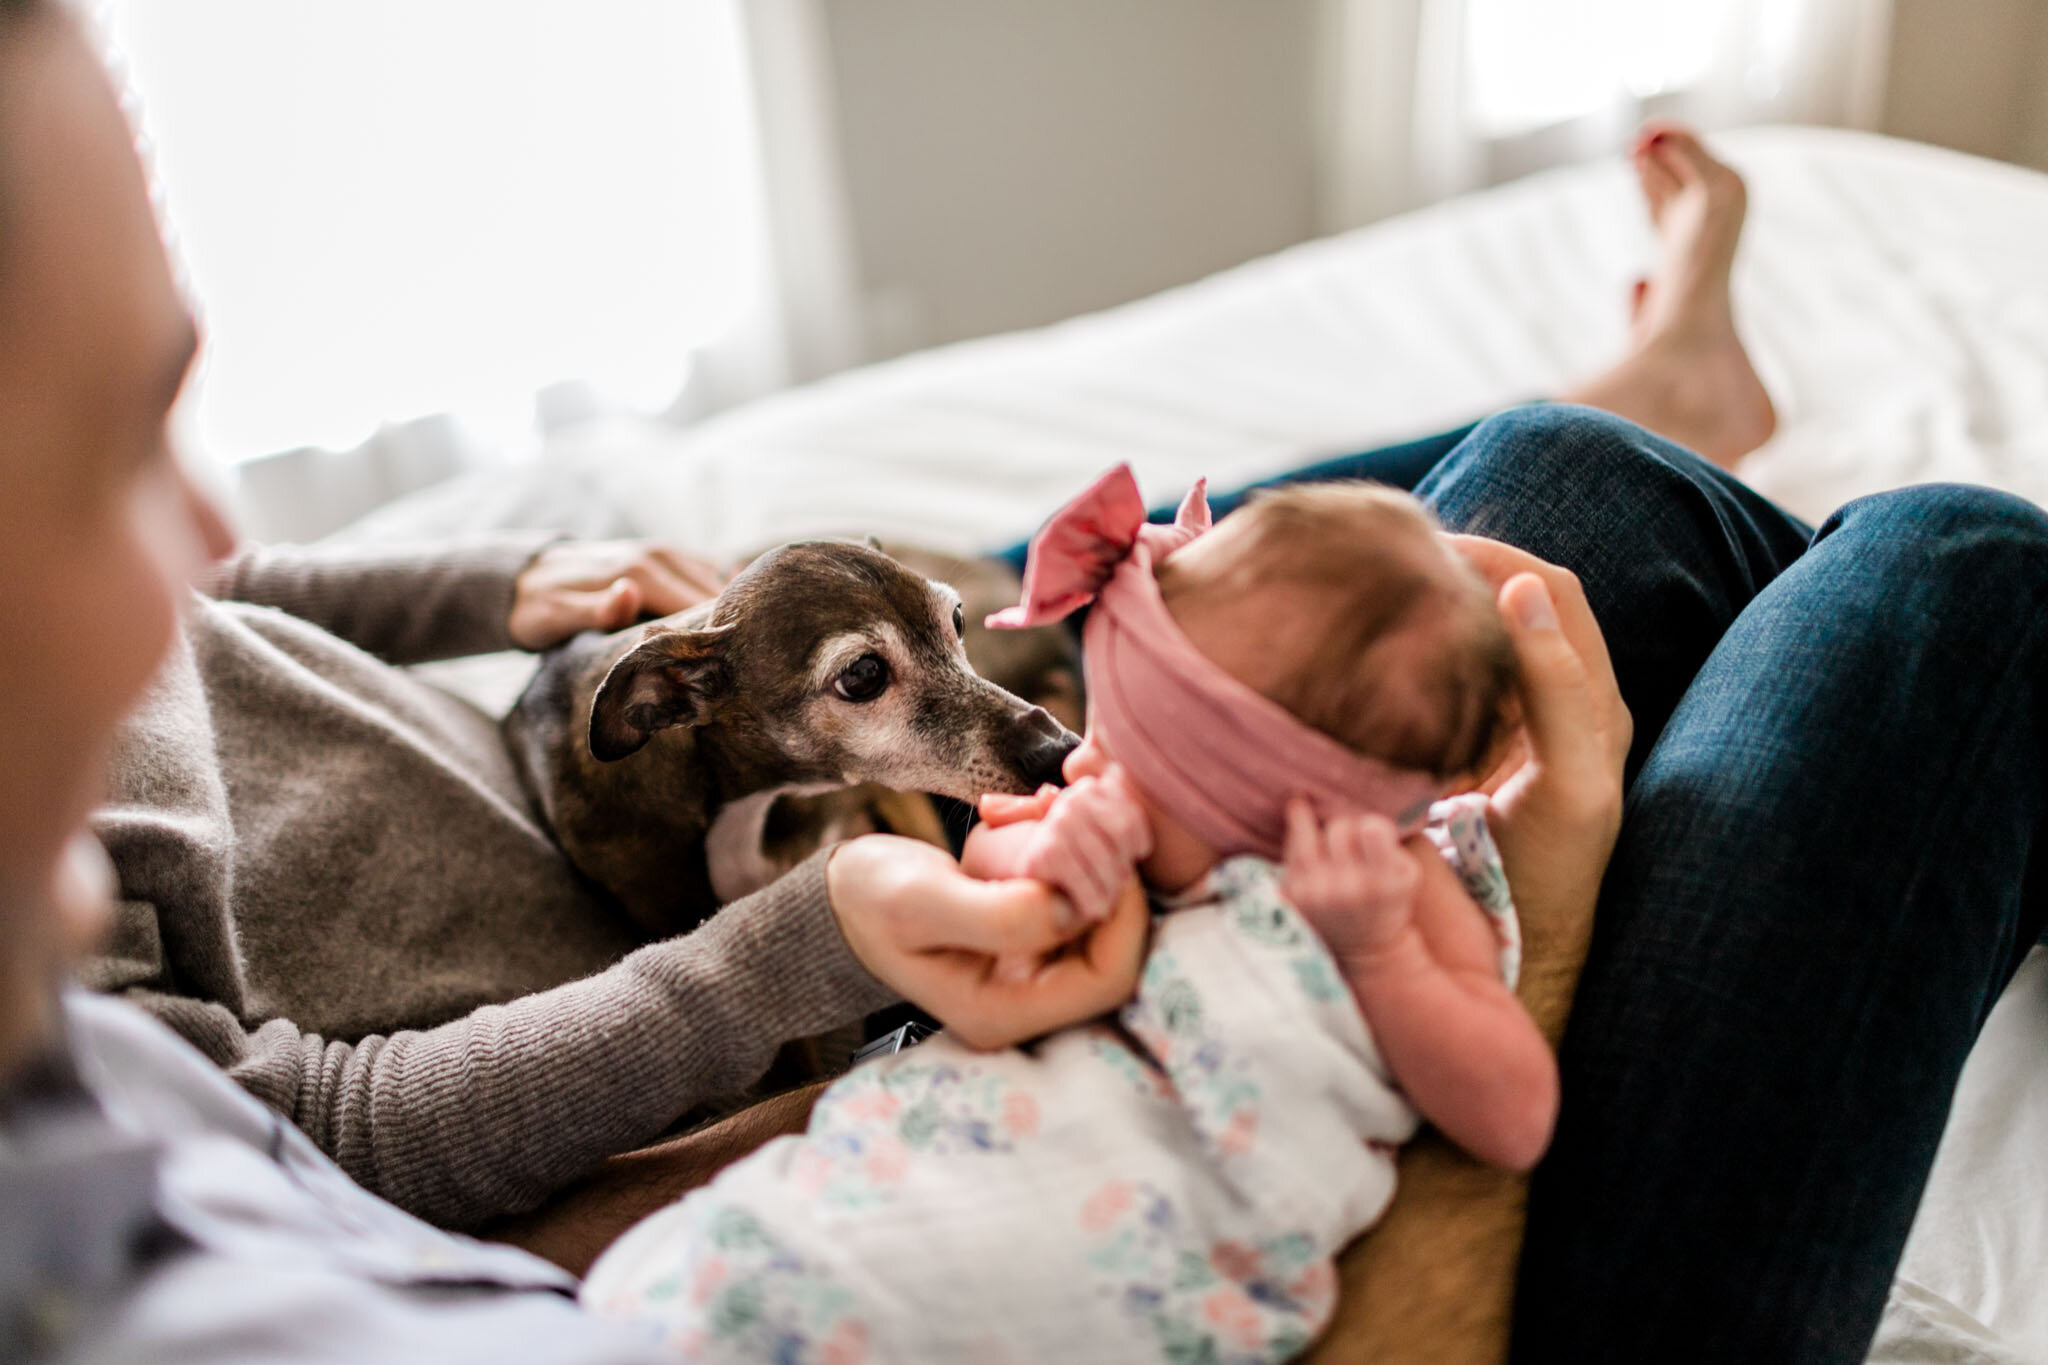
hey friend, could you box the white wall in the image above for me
[1880,0,2048,173]
[817,0,1321,357]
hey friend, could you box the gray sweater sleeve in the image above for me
[124,851,898,1231]
[199,534,559,664]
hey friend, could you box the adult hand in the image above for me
[1442,535,1630,1024]
[509,540,726,650]
[827,834,1149,1052]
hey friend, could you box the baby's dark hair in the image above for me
[1158,482,1518,780]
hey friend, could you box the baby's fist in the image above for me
[1280,799,1418,962]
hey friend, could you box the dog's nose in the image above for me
[1015,707,1080,789]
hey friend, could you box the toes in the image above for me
[1635,151,1681,213]
[1648,133,1702,190]
[1629,119,1681,158]
[1651,126,1742,197]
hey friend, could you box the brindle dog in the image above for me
[504,539,1077,936]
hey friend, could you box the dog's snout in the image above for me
[1014,706,1080,789]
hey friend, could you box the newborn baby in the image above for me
[581,467,1555,1364]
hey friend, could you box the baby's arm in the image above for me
[1281,801,1558,1172]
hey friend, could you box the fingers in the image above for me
[510,582,639,650]
[1092,767,1155,857]
[1499,574,1591,753]
[1028,814,1122,922]
[1498,573,1628,806]
[831,831,1149,1053]
[511,541,729,647]
[1028,777,1148,921]
[976,783,1060,829]
[1327,812,1396,874]
[979,773,1150,927]
[622,564,693,618]
[1445,534,1626,755]
[628,547,724,617]
[1281,796,1328,880]
[602,577,642,630]
[829,834,1069,962]
[647,545,726,601]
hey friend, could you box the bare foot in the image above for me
[1563,123,1776,470]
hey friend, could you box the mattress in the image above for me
[349,125,2048,1360]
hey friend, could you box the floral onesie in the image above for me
[581,795,1517,1364]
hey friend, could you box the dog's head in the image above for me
[585,540,1077,800]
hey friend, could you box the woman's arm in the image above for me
[200,535,555,663]
[201,536,724,665]
[828,834,1151,1052]
[122,851,897,1231]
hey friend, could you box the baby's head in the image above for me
[1066,482,1518,889]
[1160,484,1516,780]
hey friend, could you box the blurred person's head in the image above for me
[0,0,231,1077]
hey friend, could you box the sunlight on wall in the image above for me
[106,1,769,465]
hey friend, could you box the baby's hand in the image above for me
[1280,797,1419,966]
[969,769,1152,923]
[968,767,1153,983]
[1019,768,1153,924]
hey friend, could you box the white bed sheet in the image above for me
[351,126,2048,1359]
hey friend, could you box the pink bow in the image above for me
[986,464,1209,630]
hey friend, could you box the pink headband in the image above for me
[988,464,1441,861]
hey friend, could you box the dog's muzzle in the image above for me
[1011,706,1081,789]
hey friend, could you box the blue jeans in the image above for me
[1000,404,2048,1360]
[1421,407,2048,1360]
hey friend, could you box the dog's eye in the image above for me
[834,654,890,702]
[952,603,966,638]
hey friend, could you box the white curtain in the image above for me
[1317,0,1895,232]
[100,0,861,541]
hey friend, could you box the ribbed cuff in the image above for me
[643,848,901,1097]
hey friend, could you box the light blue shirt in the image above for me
[0,992,672,1363]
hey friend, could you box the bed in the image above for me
[345,125,2048,1361]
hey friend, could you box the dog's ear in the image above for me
[588,627,733,762]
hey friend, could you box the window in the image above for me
[106,1,771,465]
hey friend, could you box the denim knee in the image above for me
[1818,483,2048,592]
[1417,403,1693,545]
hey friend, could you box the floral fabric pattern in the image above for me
[584,816,1517,1363]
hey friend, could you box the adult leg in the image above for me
[1515,484,2048,1360]
[1558,123,1775,469]
[990,425,1479,576]
[991,124,1775,574]
[1305,405,1815,1363]
[1182,123,1772,526]
[1416,404,1813,779]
